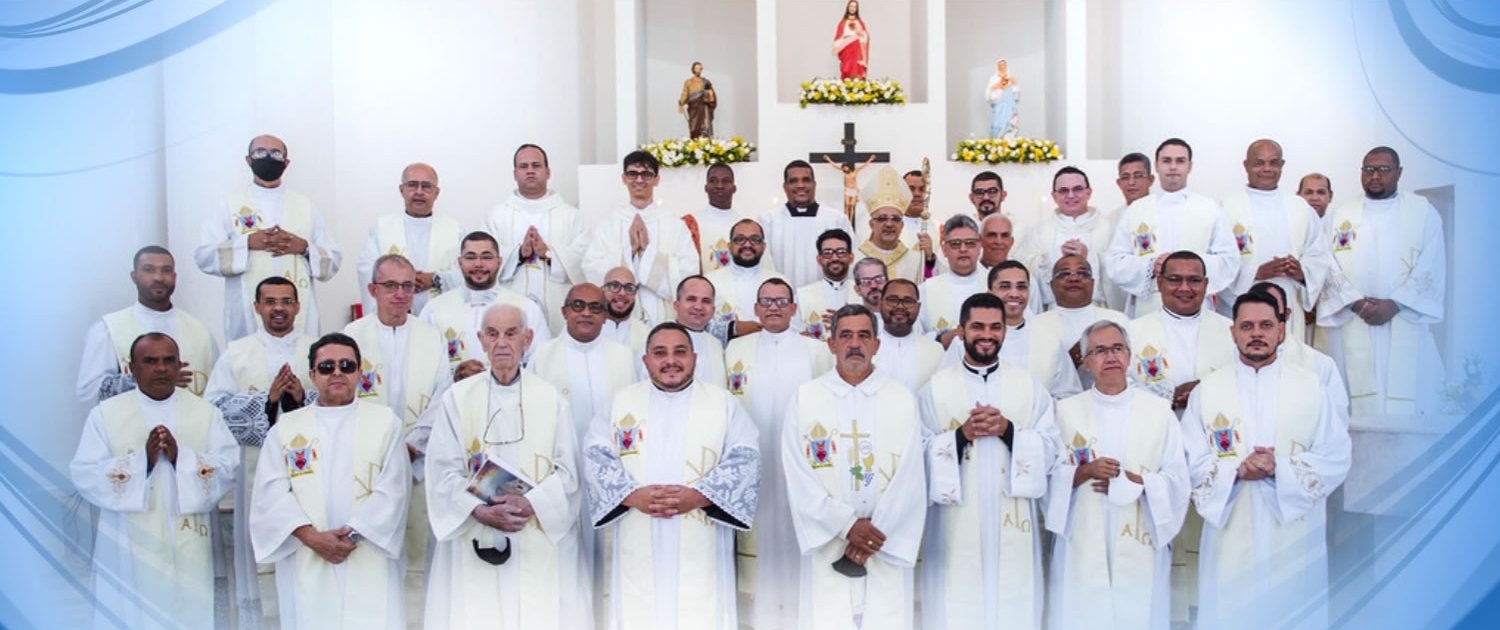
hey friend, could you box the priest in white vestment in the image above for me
[1030,255,1129,390]
[783,305,928,630]
[1015,166,1121,309]
[858,169,929,285]
[581,152,700,324]
[939,262,1082,398]
[601,267,655,353]
[1251,281,1350,428]
[794,228,858,341]
[724,279,834,629]
[485,144,590,335]
[420,232,552,375]
[204,276,315,626]
[72,333,238,630]
[421,304,589,629]
[357,163,462,317]
[760,160,857,289]
[689,163,762,273]
[1105,139,1239,318]
[873,279,944,394]
[78,246,219,404]
[918,293,1060,630]
[1316,147,1446,417]
[917,215,990,347]
[1043,320,1189,630]
[705,218,784,335]
[250,333,412,629]
[640,275,728,386]
[1183,292,1351,630]
[1217,140,1335,341]
[196,135,341,340]
[584,322,762,630]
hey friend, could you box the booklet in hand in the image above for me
[466,457,534,505]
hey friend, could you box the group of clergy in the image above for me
[68,132,1442,630]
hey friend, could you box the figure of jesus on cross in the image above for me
[810,122,890,225]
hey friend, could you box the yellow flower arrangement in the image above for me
[798,77,906,108]
[951,137,1064,165]
[640,136,758,168]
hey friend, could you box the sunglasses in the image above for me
[315,359,359,375]
[566,299,607,314]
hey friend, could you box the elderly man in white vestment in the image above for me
[1105,138,1240,318]
[250,333,412,629]
[72,333,238,630]
[1031,255,1129,390]
[918,215,989,348]
[939,262,1082,399]
[1184,292,1351,630]
[582,151,700,324]
[1216,140,1334,341]
[873,279,944,394]
[706,218,784,336]
[485,144,590,335]
[1316,147,1446,417]
[724,278,834,629]
[584,322,762,630]
[196,134,341,341]
[917,293,1059,630]
[1043,320,1189,630]
[356,162,461,318]
[421,304,588,629]
[79,246,219,404]
[204,276,315,626]
[761,160,857,289]
[420,232,552,376]
[782,305,928,630]
[601,267,654,353]
[794,229,857,341]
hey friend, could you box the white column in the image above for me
[614,0,641,157]
[1064,0,1088,158]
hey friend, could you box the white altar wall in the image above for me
[944,0,1052,148]
[641,0,758,144]
[775,0,927,103]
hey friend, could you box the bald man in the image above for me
[358,162,463,316]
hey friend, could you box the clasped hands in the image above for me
[623,484,709,519]
[1073,457,1144,493]
[1352,297,1400,327]
[628,215,651,256]
[1236,446,1276,481]
[143,424,178,474]
[1254,255,1305,283]
[959,403,1010,442]
[294,524,357,564]
[472,495,535,533]
[843,518,885,565]
[519,226,551,262]
[247,226,309,257]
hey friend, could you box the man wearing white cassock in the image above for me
[1031,255,1129,390]
[939,262,1083,399]
[250,333,411,629]
[196,134,341,341]
[420,232,552,376]
[78,246,218,404]
[1217,140,1334,341]
[918,216,990,348]
[1316,147,1446,417]
[1184,292,1351,630]
[420,304,588,629]
[1043,321,1189,630]
[72,333,238,630]
[793,229,858,341]
[581,151,700,324]
[918,294,1059,630]
[873,279,944,394]
[724,278,834,629]
[584,322,762,630]
[485,144,590,335]
[783,305,928,630]
[760,160,856,289]
[1252,281,1350,428]
[689,163,758,274]
[204,276,314,626]
[706,218,784,335]
[642,275,728,386]
[601,267,654,354]
[1105,138,1239,318]
[1014,166,1120,310]
[357,163,460,318]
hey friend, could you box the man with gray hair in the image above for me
[357,162,463,316]
[918,214,987,346]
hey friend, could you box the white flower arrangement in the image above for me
[640,136,757,168]
[798,77,906,108]
[952,137,1062,165]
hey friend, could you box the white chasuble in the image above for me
[706,263,785,325]
[1317,193,1445,416]
[84,303,218,401]
[1125,309,1237,403]
[1104,190,1240,318]
[782,369,928,630]
[724,329,833,629]
[1183,360,1350,630]
[1015,206,1120,308]
[1219,187,1332,340]
[917,362,1059,630]
[361,212,462,315]
[530,334,638,443]
[250,401,411,630]
[70,391,238,630]
[583,380,761,630]
[486,191,590,335]
[794,278,857,341]
[1043,387,1189,630]
[422,372,587,630]
[916,268,988,337]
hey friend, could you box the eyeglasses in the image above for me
[855,275,887,286]
[882,295,918,307]
[1161,275,1207,287]
[403,180,436,191]
[376,281,418,293]
[756,297,792,307]
[971,186,1001,196]
[944,238,980,249]
[1086,344,1130,357]
[730,235,765,245]
[461,252,498,262]
[258,297,298,306]
[566,300,607,314]
[249,148,285,160]
[482,380,526,446]
[1052,270,1093,280]
[819,247,852,257]
[871,215,903,223]
[1360,165,1395,174]
[623,170,657,180]
[1054,185,1089,196]
[315,359,359,375]
[1117,172,1151,181]
[603,281,638,294]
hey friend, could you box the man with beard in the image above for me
[873,279,944,394]
[649,275,728,386]
[687,163,757,273]
[968,171,1007,221]
[421,232,552,375]
[197,134,341,340]
[1249,281,1348,426]
[582,151,700,323]
[1030,255,1128,389]
[585,323,762,630]
[723,278,834,629]
[1015,166,1123,310]
[485,144,590,335]
[938,262,1081,399]
[79,246,219,403]
[1183,292,1349,630]
[204,276,315,625]
[762,160,856,288]
[918,293,1060,630]
[600,266,653,353]
[358,162,461,317]
[918,215,988,348]
[858,167,927,284]
[782,305,928,630]
[794,228,857,341]
[706,219,785,335]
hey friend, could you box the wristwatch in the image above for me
[432,274,444,292]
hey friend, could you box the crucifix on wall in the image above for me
[810,122,890,224]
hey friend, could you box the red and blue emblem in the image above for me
[804,423,835,469]
[285,434,316,477]
[1132,223,1156,255]
[1210,414,1240,458]
[806,313,825,339]
[1068,432,1095,466]
[728,360,748,395]
[234,207,263,234]
[357,359,381,398]
[444,328,465,362]
[1136,346,1168,383]
[1333,220,1356,252]
[615,414,642,456]
[1233,224,1253,254]
[468,440,486,476]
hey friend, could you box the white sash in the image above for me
[223,333,316,526]
[342,316,445,429]
[226,187,316,333]
[1023,315,1067,387]
[1126,310,1236,398]
[375,213,462,300]
[923,273,969,335]
[102,307,215,396]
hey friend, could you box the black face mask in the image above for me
[250,157,287,182]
